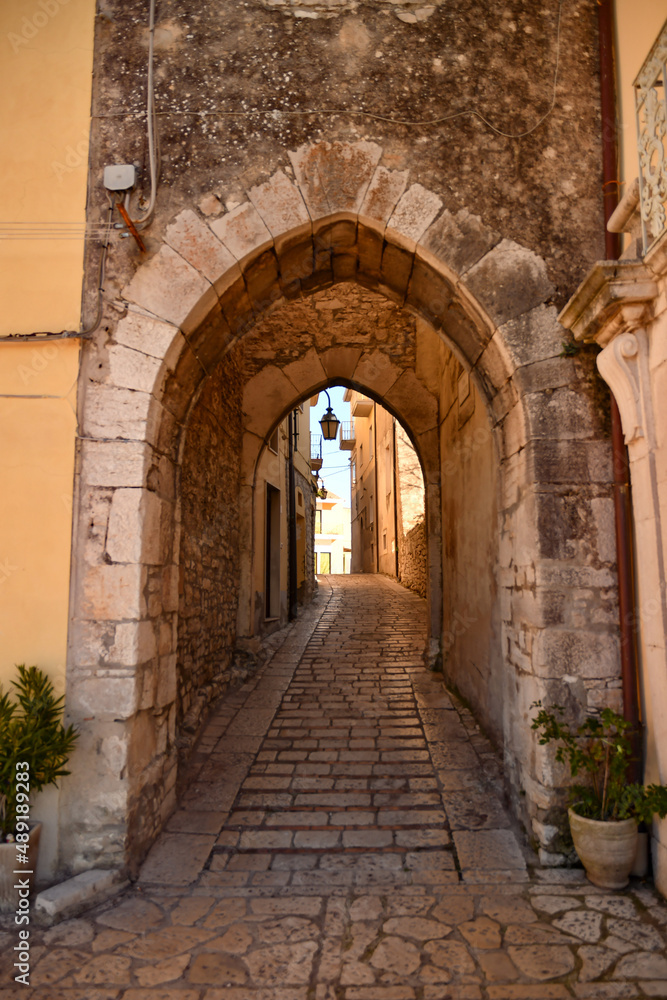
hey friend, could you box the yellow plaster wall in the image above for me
[0,0,96,335]
[0,1,94,873]
[0,341,79,688]
[615,1,667,191]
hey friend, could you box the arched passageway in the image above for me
[62,141,618,876]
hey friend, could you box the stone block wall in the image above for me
[177,353,244,737]
[399,520,427,598]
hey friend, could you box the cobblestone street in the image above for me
[3,575,667,999]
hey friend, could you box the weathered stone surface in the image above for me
[388,184,443,243]
[607,918,665,952]
[382,917,451,941]
[359,167,409,226]
[289,140,382,215]
[552,909,602,943]
[615,952,667,979]
[423,940,476,975]
[464,239,554,327]
[453,830,527,870]
[578,945,618,982]
[122,245,212,327]
[459,917,502,948]
[165,209,237,282]
[188,951,248,984]
[113,311,183,362]
[135,953,192,986]
[245,941,318,984]
[209,202,272,262]
[84,385,156,443]
[421,208,500,278]
[80,440,149,488]
[95,897,164,932]
[248,170,311,236]
[585,896,639,920]
[138,834,217,885]
[507,945,575,981]
[370,937,421,975]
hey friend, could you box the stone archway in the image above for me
[61,140,619,876]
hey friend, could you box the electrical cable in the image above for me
[91,0,563,142]
[132,0,158,227]
[0,196,115,341]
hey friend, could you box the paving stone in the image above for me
[585,895,639,919]
[14,578,667,1000]
[91,928,136,952]
[423,939,477,975]
[507,945,575,980]
[395,828,450,847]
[615,951,667,978]
[478,950,520,982]
[383,916,451,940]
[139,834,217,885]
[552,907,603,942]
[481,895,538,924]
[122,927,217,962]
[349,895,385,921]
[169,896,216,925]
[431,896,475,924]
[453,830,527,870]
[135,953,191,986]
[488,988,570,999]
[459,916,502,948]
[578,944,618,982]
[607,917,665,951]
[43,919,95,947]
[94,898,165,932]
[188,951,248,985]
[369,937,421,975]
[294,830,341,847]
[73,954,133,985]
[642,983,667,997]
[529,894,580,915]
[245,941,318,984]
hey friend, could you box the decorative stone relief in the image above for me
[596,331,651,446]
[634,19,667,249]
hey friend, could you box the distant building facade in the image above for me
[343,390,426,596]
[314,491,351,575]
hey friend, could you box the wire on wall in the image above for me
[91,0,564,142]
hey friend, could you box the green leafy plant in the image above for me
[531,702,667,824]
[0,665,79,840]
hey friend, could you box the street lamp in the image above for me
[319,389,340,441]
[317,476,328,499]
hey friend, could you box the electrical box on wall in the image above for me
[103,164,136,191]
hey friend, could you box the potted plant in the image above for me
[531,702,667,889]
[0,665,78,910]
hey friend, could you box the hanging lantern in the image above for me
[319,389,340,441]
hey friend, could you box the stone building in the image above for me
[344,389,426,595]
[314,490,351,575]
[5,0,667,893]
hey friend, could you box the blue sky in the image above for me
[309,384,352,506]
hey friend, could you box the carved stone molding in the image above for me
[596,331,650,445]
[557,260,656,347]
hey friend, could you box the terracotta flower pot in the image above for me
[568,807,638,890]
[0,824,41,913]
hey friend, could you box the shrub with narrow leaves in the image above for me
[0,665,78,839]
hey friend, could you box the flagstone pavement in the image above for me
[3,575,667,1000]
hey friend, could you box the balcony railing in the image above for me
[310,433,323,472]
[635,22,667,253]
[339,421,355,450]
